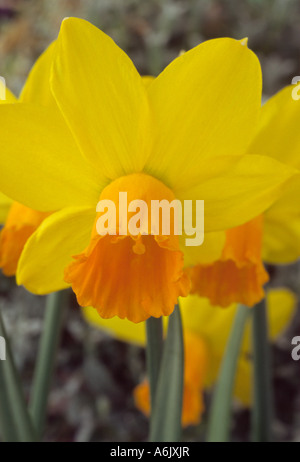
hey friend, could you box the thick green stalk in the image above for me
[251,299,273,442]
[0,309,36,442]
[146,316,163,409]
[207,304,250,442]
[149,304,184,442]
[30,291,67,438]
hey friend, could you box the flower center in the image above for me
[92,173,181,251]
[64,173,190,323]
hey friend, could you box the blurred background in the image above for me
[0,0,300,442]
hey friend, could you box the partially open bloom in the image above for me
[189,85,300,307]
[83,289,296,424]
[0,18,296,322]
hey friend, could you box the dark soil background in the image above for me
[0,0,300,442]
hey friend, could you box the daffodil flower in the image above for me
[250,86,300,264]
[0,18,297,322]
[83,289,296,426]
[189,85,300,307]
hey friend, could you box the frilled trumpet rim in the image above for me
[188,215,269,307]
[64,173,191,323]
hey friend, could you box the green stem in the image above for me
[0,370,18,442]
[0,308,36,442]
[149,304,184,442]
[207,304,250,442]
[251,299,273,442]
[146,316,163,409]
[30,291,67,438]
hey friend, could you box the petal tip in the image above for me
[240,37,249,47]
[61,16,71,26]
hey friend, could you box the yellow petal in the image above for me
[0,88,18,104]
[176,295,242,394]
[241,288,296,352]
[0,80,17,104]
[180,230,225,266]
[233,356,252,406]
[20,41,57,107]
[248,85,300,168]
[175,154,298,232]
[82,307,146,345]
[144,38,262,189]
[234,288,296,405]
[247,86,300,263]
[263,212,300,264]
[51,17,150,180]
[17,207,95,294]
[266,289,296,340]
[263,177,300,263]
[0,104,103,211]
[0,192,13,223]
[179,294,238,351]
[180,288,295,354]
[142,76,155,88]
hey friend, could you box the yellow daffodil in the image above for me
[189,85,300,308]
[250,85,300,264]
[83,289,296,425]
[0,18,297,322]
[0,47,55,276]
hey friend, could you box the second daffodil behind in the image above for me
[188,85,300,308]
[0,18,297,322]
